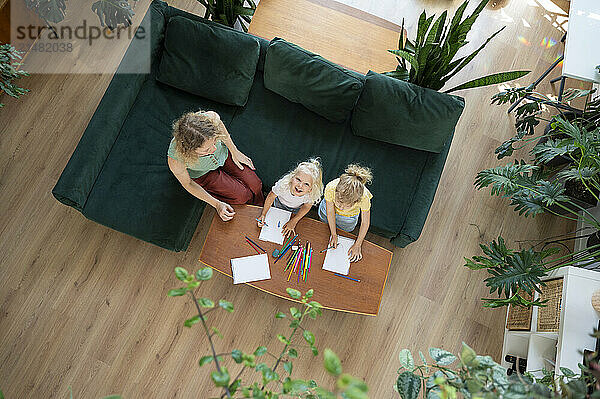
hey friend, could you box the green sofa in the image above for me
[52,0,463,252]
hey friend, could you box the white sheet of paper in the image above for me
[322,236,355,275]
[231,253,271,284]
[259,207,292,245]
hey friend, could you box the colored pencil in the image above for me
[320,246,334,253]
[245,236,266,253]
[333,273,360,282]
[245,238,261,254]
[307,247,312,283]
[255,218,269,227]
[285,247,299,271]
[281,235,293,250]
[286,244,301,270]
[275,235,297,264]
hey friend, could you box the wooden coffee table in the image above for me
[199,205,392,316]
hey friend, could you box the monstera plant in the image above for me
[385,0,529,93]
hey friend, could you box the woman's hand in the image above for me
[329,234,338,249]
[215,201,235,221]
[231,150,255,170]
[257,214,266,227]
[282,220,297,237]
[348,242,363,262]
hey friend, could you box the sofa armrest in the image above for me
[52,1,168,211]
[391,132,454,248]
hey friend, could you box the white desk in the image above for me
[563,0,600,83]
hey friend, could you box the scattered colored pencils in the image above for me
[275,235,297,264]
[245,236,266,253]
[245,238,262,254]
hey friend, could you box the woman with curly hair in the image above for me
[167,110,264,221]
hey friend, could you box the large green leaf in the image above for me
[445,70,530,93]
[425,11,447,46]
[384,69,410,81]
[443,26,506,84]
[399,349,415,369]
[25,0,67,23]
[484,249,548,297]
[91,0,134,29]
[474,162,538,196]
[323,349,342,376]
[397,371,421,399]
[388,49,419,74]
[429,348,457,366]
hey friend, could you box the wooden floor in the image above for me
[0,0,579,397]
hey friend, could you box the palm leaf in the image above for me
[444,70,530,93]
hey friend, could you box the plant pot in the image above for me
[549,179,599,216]
[587,231,600,261]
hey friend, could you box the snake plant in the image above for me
[385,0,529,93]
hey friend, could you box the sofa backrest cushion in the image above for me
[157,15,260,106]
[263,38,364,123]
[351,71,465,153]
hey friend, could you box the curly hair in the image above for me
[278,158,324,204]
[172,110,224,164]
[335,164,373,205]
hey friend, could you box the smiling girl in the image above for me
[318,164,373,262]
[257,158,323,237]
[167,110,264,222]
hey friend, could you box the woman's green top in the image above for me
[167,137,229,178]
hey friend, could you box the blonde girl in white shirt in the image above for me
[257,158,324,237]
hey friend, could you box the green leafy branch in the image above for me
[464,236,600,308]
[168,267,368,398]
[0,44,30,108]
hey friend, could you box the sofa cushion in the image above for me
[228,73,434,237]
[157,15,260,106]
[351,71,465,153]
[263,38,364,123]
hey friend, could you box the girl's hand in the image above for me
[257,214,266,227]
[231,150,255,170]
[348,242,363,262]
[216,201,235,221]
[329,234,338,249]
[282,220,297,237]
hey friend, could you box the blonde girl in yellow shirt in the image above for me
[318,164,373,262]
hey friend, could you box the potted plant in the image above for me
[0,43,29,108]
[384,0,530,93]
[465,87,600,308]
